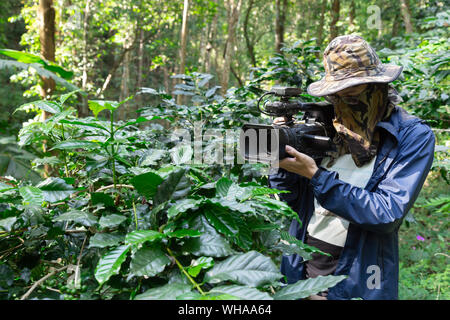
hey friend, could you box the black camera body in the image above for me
[240,86,336,163]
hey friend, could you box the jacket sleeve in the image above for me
[309,124,435,234]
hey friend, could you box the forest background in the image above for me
[0,0,448,300]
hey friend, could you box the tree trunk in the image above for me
[201,23,210,74]
[275,0,287,53]
[317,0,327,47]
[391,12,400,38]
[221,0,243,95]
[177,0,189,105]
[329,0,340,41]
[163,65,170,93]
[38,0,56,102]
[205,1,218,75]
[97,29,160,97]
[38,0,56,178]
[349,0,355,29]
[136,28,145,110]
[81,0,91,117]
[243,0,256,67]
[400,0,414,34]
[119,45,130,120]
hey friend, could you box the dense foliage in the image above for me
[0,0,448,300]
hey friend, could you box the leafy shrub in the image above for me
[0,89,346,300]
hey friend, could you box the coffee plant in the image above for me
[0,68,347,299]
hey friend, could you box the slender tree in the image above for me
[221,0,243,94]
[38,0,56,177]
[177,0,189,105]
[206,1,219,75]
[317,0,327,48]
[243,0,256,67]
[329,0,340,41]
[349,0,356,29]
[81,0,91,117]
[400,0,414,34]
[136,28,145,109]
[38,0,56,102]
[275,0,287,53]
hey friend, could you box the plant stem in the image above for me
[110,110,117,189]
[61,124,69,177]
[166,247,205,296]
[20,266,68,300]
[132,199,138,230]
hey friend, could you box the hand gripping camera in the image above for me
[239,86,336,163]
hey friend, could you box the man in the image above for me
[269,35,435,300]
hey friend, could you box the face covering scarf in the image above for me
[324,84,401,168]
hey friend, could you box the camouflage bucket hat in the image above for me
[307,35,403,97]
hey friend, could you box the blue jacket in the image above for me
[268,106,435,300]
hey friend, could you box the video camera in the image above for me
[239,86,336,163]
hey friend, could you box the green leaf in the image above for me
[207,198,253,214]
[209,285,273,300]
[203,202,253,250]
[170,144,193,165]
[134,283,192,300]
[52,210,98,227]
[271,242,312,261]
[165,229,202,238]
[59,119,109,132]
[204,251,282,287]
[249,186,290,196]
[31,156,60,166]
[88,100,119,118]
[0,217,17,232]
[36,178,76,203]
[0,58,77,91]
[59,89,83,105]
[183,215,235,257]
[252,195,301,224]
[130,172,164,199]
[0,182,15,193]
[91,192,115,207]
[89,233,124,248]
[140,149,166,166]
[167,198,203,219]
[215,177,233,197]
[280,231,330,256]
[125,230,166,245]
[0,49,43,64]
[203,204,239,237]
[15,100,62,114]
[47,108,76,127]
[178,292,240,300]
[273,275,347,300]
[19,186,43,207]
[115,116,159,132]
[94,245,130,285]
[186,257,214,277]
[99,214,127,229]
[153,168,190,206]
[50,140,100,151]
[205,86,220,98]
[130,246,171,277]
[0,49,73,79]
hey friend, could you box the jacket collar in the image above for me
[375,107,400,143]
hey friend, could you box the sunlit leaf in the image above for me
[94,245,130,285]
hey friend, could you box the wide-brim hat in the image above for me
[307,35,403,97]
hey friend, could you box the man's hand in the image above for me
[273,117,288,125]
[278,145,319,179]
